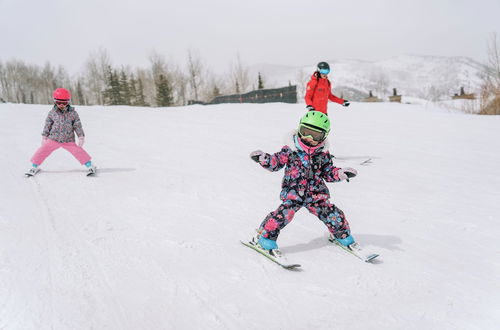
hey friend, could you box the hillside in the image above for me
[249,55,484,101]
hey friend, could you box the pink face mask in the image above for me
[295,135,322,154]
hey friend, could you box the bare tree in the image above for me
[200,70,225,102]
[41,62,57,103]
[230,54,250,94]
[480,33,500,115]
[149,50,168,83]
[84,48,112,105]
[295,68,309,100]
[173,67,189,106]
[0,61,6,101]
[486,32,500,86]
[187,49,204,101]
[136,67,155,107]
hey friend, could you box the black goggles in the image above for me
[54,99,69,106]
[298,125,327,142]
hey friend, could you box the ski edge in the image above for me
[240,240,301,269]
[329,238,380,263]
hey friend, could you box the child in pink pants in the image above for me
[27,88,96,176]
[31,139,91,166]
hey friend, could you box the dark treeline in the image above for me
[0,49,261,107]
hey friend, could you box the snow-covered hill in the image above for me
[249,55,484,101]
[1,101,499,330]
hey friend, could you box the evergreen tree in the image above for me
[119,69,131,105]
[235,81,240,94]
[258,72,264,89]
[135,78,148,106]
[76,80,85,105]
[103,67,122,105]
[156,74,173,107]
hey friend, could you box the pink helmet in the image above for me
[53,88,71,100]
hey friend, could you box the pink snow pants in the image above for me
[31,139,91,165]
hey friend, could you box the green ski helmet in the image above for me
[298,111,330,142]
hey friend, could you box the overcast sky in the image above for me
[1,0,499,75]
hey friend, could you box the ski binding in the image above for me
[240,240,301,270]
[329,237,379,263]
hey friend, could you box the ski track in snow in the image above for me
[27,175,129,329]
[1,102,499,330]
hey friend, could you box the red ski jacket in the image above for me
[305,72,344,114]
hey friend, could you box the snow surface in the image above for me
[1,101,499,330]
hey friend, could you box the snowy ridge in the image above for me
[249,55,484,101]
[1,101,499,329]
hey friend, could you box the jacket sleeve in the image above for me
[41,112,54,137]
[72,111,85,137]
[304,78,317,106]
[328,90,345,104]
[320,152,342,182]
[257,146,291,172]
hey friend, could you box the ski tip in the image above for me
[282,264,302,270]
[364,254,380,263]
[360,158,373,165]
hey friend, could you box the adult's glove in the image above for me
[338,167,357,181]
[41,136,48,145]
[306,105,315,111]
[250,150,266,163]
[342,100,350,107]
[78,136,85,147]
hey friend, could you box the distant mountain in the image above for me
[248,55,485,101]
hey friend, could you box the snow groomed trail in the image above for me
[1,102,499,329]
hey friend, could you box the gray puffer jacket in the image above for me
[42,105,85,143]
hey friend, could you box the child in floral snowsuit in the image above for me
[249,111,358,255]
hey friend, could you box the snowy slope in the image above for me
[1,102,499,330]
[249,55,484,100]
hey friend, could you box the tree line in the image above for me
[0,49,266,107]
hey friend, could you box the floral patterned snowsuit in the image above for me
[256,135,351,242]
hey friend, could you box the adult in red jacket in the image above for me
[305,62,350,114]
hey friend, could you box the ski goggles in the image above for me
[319,68,330,75]
[298,125,327,142]
[54,100,69,106]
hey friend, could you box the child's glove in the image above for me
[338,167,357,181]
[41,136,48,145]
[342,100,350,107]
[78,136,85,147]
[250,150,266,163]
[306,105,315,111]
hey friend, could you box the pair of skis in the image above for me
[241,238,379,270]
[25,168,97,177]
